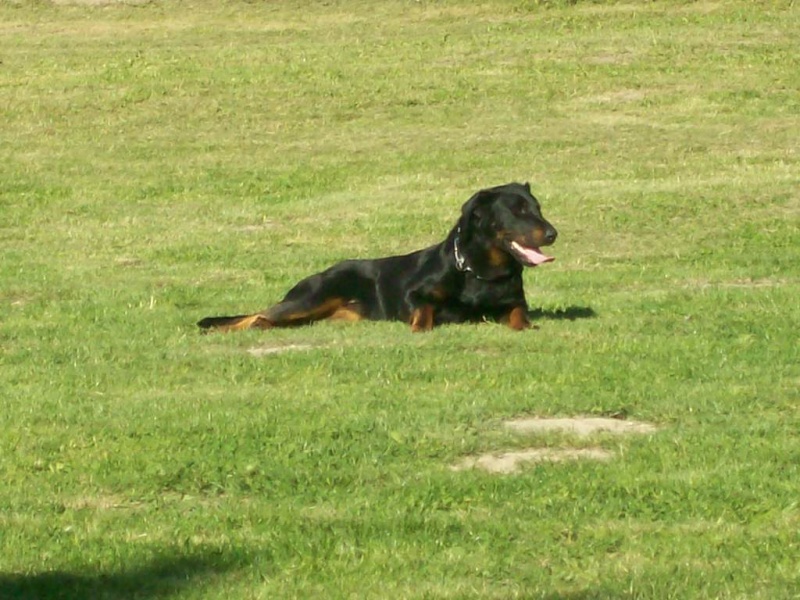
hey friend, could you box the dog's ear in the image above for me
[459,189,495,240]
[523,181,532,193]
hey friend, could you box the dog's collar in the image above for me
[454,227,484,276]
[453,227,472,273]
[454,227,493,281]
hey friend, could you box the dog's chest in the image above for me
[457,274,525,308]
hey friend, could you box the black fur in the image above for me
[198,182,557,332]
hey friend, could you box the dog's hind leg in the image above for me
[262,265,369,327]
[261,296,349,328]
[197,295,357,333]
[198,264,368,332]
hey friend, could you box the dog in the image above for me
[197,182,557,333]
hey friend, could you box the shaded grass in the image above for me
[1,1,799,598]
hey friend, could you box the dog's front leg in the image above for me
[404,286,439,333]
[409,304,435,332]
[500,305,536,331]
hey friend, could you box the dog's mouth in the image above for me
[508,241,554,267]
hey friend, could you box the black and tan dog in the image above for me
[198,182,557,333]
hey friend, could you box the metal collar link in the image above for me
[453,227,471,273]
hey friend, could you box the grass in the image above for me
[1,0,799,598]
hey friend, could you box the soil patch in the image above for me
[452,448,612,474]
[51,0,151,5]
[247,343,316,357]
[65,494,143,511]
[236,220,277,233]
[452,417,657,474]
[504,417,657,436]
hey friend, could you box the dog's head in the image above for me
[458,182,558,271]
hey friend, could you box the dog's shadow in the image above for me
[529,306,596,321]
[0,549,245,600]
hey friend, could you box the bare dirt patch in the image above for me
[64,494,143,511]
[51,0,151,5]
[682,277,791,290]
[114,256,143,267]
[452,417,657,474]
[235,220,278,233]
[452,448,613,474]
[9,297,31,308]
[586,89,647,103]
[504,417,657,437]
[247,343,317,357]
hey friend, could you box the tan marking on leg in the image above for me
[226,314,273,331]
[279,298,345,324]
[410,304,435,333]
[203,314,273,333]
[504,306,531,331]
[329,306,363,322]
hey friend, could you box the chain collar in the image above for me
[453,227,471,273]
[454,226,493,280]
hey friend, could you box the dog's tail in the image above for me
[197,314,272,333]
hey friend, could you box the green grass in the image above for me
[1,0,798,598]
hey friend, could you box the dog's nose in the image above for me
[544,227,558,245]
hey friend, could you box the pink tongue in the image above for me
[510,241,554,266]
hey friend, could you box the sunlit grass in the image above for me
[1,1,798,598]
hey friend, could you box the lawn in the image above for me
[1,1,798,598]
